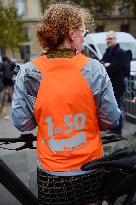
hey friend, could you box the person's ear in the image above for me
[69,28,75,41]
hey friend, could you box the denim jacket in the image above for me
[11,58,121,132]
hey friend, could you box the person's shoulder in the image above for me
[117,44,126,54]
[14,62,31,75]
[15,61,40,76]
[90,58,102,67]
[85,58,106,76]
[119,47,125,53]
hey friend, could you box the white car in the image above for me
[83,32,136,77]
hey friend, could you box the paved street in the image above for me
[0,105,37,205]
[0,104,136,205]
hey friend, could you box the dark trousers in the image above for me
[109,95,123,135]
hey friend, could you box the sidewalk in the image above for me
[0,105,136,204]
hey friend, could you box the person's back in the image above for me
[32,53,103,172]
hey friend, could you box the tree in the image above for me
[120,0,136,16]
[0,2,28,56]
[40,0,58,13]
[40,0,117,16]
[131,0,136,15]
[119,0,133,16]
[82,0,117,15]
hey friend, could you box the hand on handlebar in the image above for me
[15,134,36,151]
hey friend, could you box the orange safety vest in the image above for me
[32,53,102,171]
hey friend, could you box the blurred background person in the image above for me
[0,56,4,92]
[1,56,14,102]
[102,31,131,136]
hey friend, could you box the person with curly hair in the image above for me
[12,3,120,205]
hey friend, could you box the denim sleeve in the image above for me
[11,62,40,132]
[82,59,121,130]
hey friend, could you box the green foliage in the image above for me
[40,0,136,17]
[40,0,116,15]
[132,0,136,15]
[90,0,117,14]
[92,0,112,8]
[0,2,28,54]
[40,0,58,13]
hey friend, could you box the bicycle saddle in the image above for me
[81,147,136,172]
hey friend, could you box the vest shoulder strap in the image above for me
[74,53,90,71]
[32,53,90,73]
[32,55,47,73]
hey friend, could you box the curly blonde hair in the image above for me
[36,3,93,51]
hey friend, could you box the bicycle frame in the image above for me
[0,133,135,205]
[0,134,38,205]
[0,158,38,205]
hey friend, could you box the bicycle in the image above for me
[0,133,136,205]
[82,134,136,205]
[0,133,38,205]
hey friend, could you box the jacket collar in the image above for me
[107,43,120,52]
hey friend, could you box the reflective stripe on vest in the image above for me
[32,53,102,171]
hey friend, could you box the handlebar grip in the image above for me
[15,141,36,151]
[16,143,27,151]
[102,134,127,145]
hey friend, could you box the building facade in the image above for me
[2,0,136,61]
[13,0,42,62]
[95,1,136,37]
[1,0,42,62]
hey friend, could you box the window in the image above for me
[20,45,30,61]
[95,25,104,33]
[15,0,25,16]
[120,24,129,33]
[22,28,28,39]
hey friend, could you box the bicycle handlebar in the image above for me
[0,133,126,151]
[101,133,127,144]
[0,133,37,151]
[0,133,36,142]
